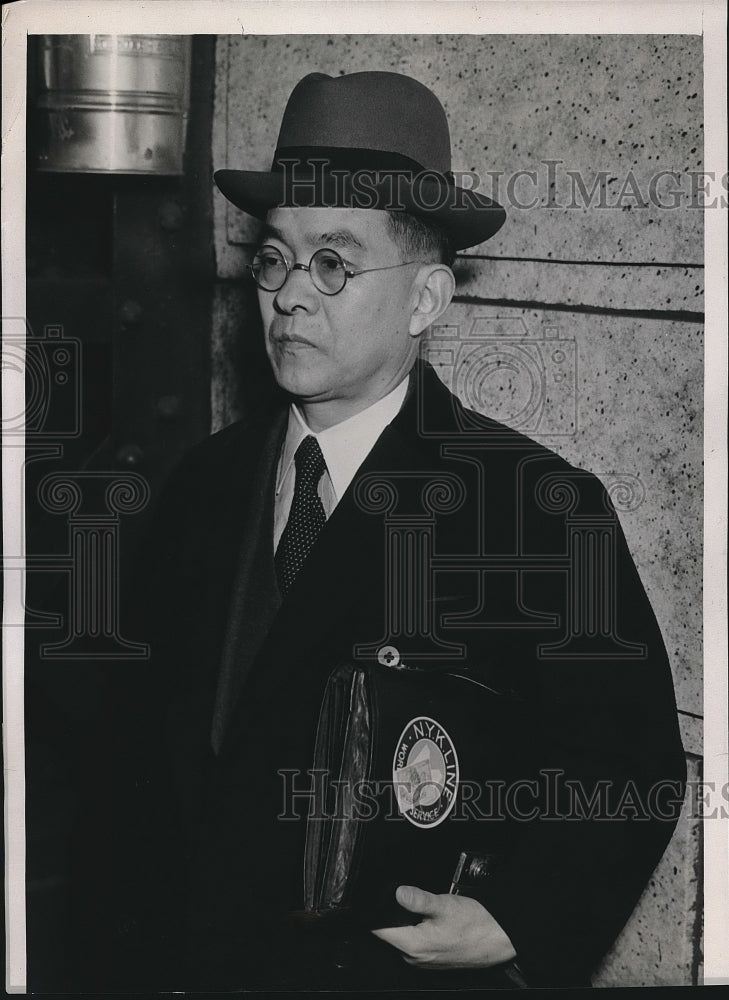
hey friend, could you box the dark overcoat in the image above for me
[76,360,686,992]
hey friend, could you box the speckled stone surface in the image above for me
[592,755,702,986]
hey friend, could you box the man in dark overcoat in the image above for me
[78,70,686,993]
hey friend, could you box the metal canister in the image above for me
[36,34,191,174]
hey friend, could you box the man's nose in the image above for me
[272,266,320,314]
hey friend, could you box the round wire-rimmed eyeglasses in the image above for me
[249,245,418,296]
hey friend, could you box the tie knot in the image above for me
[294,435,326,485]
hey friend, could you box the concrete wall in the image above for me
[210,34,704,985]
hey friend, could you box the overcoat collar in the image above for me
[263,358,513,659]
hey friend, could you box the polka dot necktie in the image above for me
[275,435,328,595]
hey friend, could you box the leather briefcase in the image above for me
[299,658,535,929]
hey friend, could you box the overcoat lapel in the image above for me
[209,409,286,753]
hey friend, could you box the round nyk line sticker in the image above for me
[393,716,459,827]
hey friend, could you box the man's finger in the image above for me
[395,884,443,917]
[371,924,417,949]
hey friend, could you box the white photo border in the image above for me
[2,1,727,991]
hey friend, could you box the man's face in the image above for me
[257,206,425,427]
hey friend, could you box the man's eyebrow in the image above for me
[306,230,365,251]
[258,223,286,245]
[257,225,366,251]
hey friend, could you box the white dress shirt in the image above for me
[273,379,409,551]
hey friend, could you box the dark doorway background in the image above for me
[23,35,216,991]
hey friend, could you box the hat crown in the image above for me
[275,71,452,174]
[214,69,506,250]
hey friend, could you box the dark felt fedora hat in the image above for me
[214,71,505,251]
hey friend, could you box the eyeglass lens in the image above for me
[251,246,348,295]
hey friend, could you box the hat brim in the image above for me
[214,169,505,251]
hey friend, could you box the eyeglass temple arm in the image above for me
[345,261,419,277]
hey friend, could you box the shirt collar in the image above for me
[276,378,409,500]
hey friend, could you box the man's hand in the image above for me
[370,885,517,969]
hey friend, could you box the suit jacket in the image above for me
[83,360,686,992]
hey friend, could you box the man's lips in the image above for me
[270,332,317,348]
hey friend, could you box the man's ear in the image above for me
[408,265,456,338]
